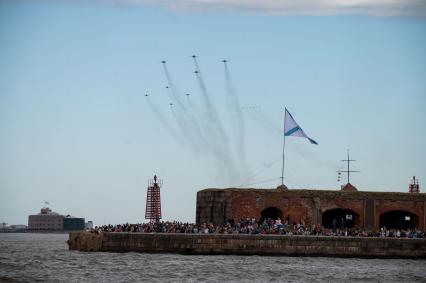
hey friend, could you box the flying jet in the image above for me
[194,70,199,74]
[191,55,196,58]
[169,103,173,106]
[161,60,166,64]
[145,94,149,97]
[222,59,227,63]
[186,93,190,96]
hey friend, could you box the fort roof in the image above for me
[198,187,426,201]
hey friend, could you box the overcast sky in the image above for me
[1,0,425,226]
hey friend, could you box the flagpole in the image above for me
[281,108,286,185]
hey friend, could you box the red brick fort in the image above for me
[196,184,426,230]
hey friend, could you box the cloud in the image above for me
[116,0,426,17]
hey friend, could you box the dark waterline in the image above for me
[0,233,425,282]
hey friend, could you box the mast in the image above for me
[337,149,359,184]
[281,108,286,185]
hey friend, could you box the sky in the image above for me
[1,0,425,226]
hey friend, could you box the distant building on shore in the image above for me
[63,215,85,231]
[28,207,88,231]
[85,221,93,229]
[0,223,27,233]
[28,207,63,231]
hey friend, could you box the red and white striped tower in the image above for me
[145,175,162,222]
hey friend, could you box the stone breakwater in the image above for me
[68,232,426,258]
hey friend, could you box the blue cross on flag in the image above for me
[284,108,318,145]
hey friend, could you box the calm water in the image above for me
[0,233,425,282]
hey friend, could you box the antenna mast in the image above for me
[409,176,420,193]
[337,150,359,184]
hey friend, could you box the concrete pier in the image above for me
[68,232,426,258]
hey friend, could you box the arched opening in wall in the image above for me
[379,210,418,229]
[322,208,358,229]
[261,207,282,220]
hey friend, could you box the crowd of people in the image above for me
[90,218,425,239]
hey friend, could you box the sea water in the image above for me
[0,233,425,282]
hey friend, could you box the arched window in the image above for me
[379,210,418,229]
[261,207,282,220]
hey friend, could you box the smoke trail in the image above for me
[145,96,183,144]
[192,56,228,143]
[223,60,248,175]
[162,62,207,155]
[192,56,242,183]
[162,63,187,112]
[165,86,191,140]
[162,61,213,159]
[185,91,237,180]
[169,102,192,142]
[164,85,196,142]
[162,63,192,139]
[185,94,202,121]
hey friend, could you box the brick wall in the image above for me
[196,188,426,230]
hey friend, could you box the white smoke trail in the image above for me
[162,63,206,152]
[192,56,242,183]
[223,61,249,179]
